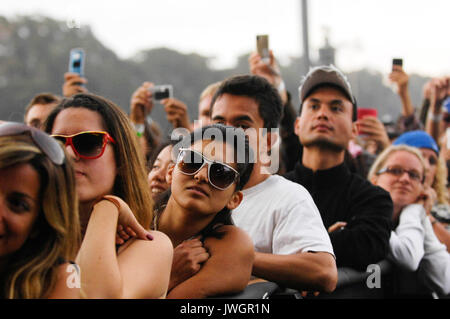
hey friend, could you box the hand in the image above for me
[249,50,281,85]
[388,66,409,95]
[328,221,347,233]
[357,116,391,152]
[100,195,153,244]
[130,82,154,124]
[416,186,437,216]
[249,50,287,104]
[301,291,320,298]
[423,77,449,103]
[62,72,88,97]
[169,236,210,290]
[161,97,192,130]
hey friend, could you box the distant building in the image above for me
[318,36,336,66]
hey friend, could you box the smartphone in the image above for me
[150,85,173,101]
[256,34,270,64]
[357,108,378,136]
[357,108,378,120]
[392,58,403,70]
[68,48,85,77]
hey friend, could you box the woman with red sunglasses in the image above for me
[44,93,173,299]
[153,124,255,298]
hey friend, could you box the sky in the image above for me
[1,0,449,77]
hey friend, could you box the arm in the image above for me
[252,251,337,293]
[116,232,173,298]
[429,215,450,253]
[130,82,154,125]
[388,204,426,271]
[421,186,450,252]
[329,184,393,270]
[249,50,287,105]
[389,66,414,117]
[250,190,337,293]
[76,198,173,299]
[167,226,254,298]
[168,236,210,291]
[47,263,81,299]
[418,215,450,295]
[424,77,450,141]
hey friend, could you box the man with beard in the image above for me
[284,65,393,271]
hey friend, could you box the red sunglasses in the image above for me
[51,131,116,159]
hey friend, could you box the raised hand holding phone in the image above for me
[63,48,88,97]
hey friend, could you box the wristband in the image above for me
[277,80,286,95]
[428,113,442,123]
[133,123,145,134]
[94,196,121,211]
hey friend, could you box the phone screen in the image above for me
[69,48,85,76]
[256,35,269,63]
[392,58,403,70]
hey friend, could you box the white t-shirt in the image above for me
[232,175,334,257]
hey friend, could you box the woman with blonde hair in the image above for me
[369,144,450,297]
[44,93,173,298]
[0,122,80,298]
[392,130,450,251]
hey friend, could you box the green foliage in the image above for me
[0,15,430,129]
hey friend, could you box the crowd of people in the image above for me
[1,48,450,299]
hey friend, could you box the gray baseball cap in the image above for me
[298,65,355,105]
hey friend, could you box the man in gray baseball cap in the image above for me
[284,65,393,275]
[298,64,357,121]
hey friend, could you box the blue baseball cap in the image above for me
[393,130,439,155]
[443,96,450,114]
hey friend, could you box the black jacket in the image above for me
[284,162,393,270]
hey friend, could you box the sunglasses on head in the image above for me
[51,131,116,160]
[176,148,240,190]
[0,122,65,165]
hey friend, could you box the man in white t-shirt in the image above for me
[210,74,337,293]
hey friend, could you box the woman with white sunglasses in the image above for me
[153,124,255,298]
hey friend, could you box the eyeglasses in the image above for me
[376,165,424,183]
[176,148,240,190]
[51,131,116,160]
[0,122,65,165]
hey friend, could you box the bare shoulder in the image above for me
[204,225,254,254]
